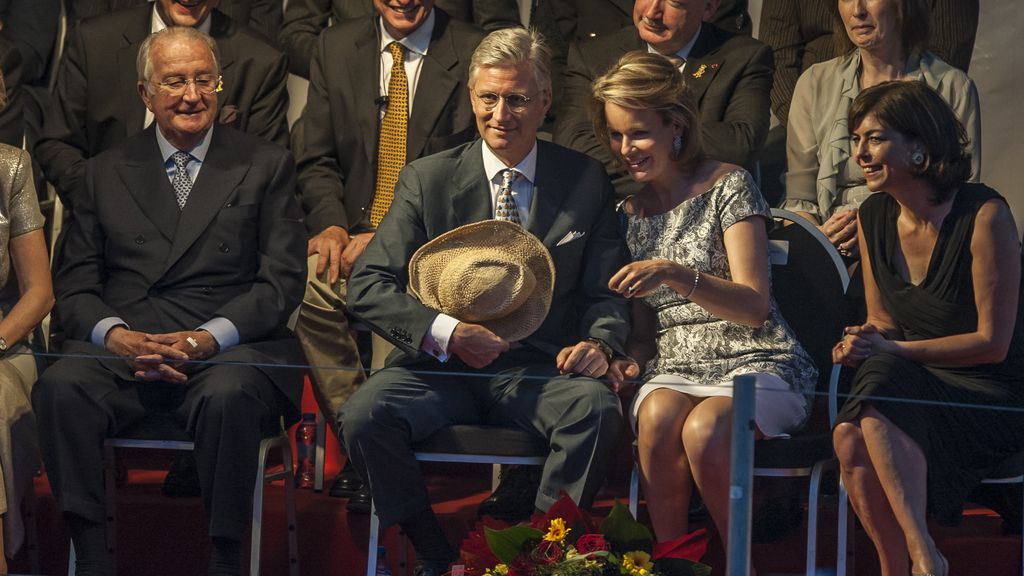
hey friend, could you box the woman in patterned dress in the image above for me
[0,69,54,572]
[590,51,817,567]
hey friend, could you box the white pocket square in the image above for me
[556,230,585,246]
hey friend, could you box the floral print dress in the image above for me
[626,170,818,437]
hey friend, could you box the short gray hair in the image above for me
[137,27,221,94]
[469,27,551,92]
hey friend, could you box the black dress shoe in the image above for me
[346,484,372,514]
[412,560,450,576]
[477,465,541,523]
[162,453,201,497]
[328,461,364,497]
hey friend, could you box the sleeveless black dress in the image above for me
[836,184,1024,520]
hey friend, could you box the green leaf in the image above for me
[654,558,714,576]
[484,525,544,564]
[599,500,653,553]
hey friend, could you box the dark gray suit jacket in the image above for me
[294,10,485,236]
[66,0,283,44]
[553,22,773,195]
[349,139,631,363]
[547,0,750,42]
[35,6,290,211]
[280,0,518,77]
[56,125,307,408]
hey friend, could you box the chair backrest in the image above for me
[767,209,850,430]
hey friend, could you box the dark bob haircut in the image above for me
[848,80,972,203]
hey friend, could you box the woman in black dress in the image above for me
[832,80,1024,576]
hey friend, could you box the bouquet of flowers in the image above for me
[456,493,711,576]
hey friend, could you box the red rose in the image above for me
[508,555,536,576]
[531,540,564,565]
[575,533,609,555]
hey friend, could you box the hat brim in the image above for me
[409,221,555,342]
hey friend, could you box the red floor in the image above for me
[7,382,1021,575]
[9,453,1021,576]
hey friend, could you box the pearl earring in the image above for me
[911,151,925,166]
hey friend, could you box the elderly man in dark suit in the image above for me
[35,0,289,212]
[343,27,630,576]
[291,0,485,510]
[31,27,306,576]
[553,0,772,197]
[65,0,283,43]
[279,0,518,78]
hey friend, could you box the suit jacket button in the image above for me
[201,286,213,295]
[218,242,230,253]
[134,235,146,245]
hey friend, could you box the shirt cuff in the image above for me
[198,317,239,352]
[421,313,459,362]
[92,317,129,348]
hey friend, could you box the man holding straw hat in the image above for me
[342,27,632,576]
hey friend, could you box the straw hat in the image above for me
[408,220,555,342]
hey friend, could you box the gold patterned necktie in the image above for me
[494,169,521,225]
[370,42,409,228]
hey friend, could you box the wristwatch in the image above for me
[584,338,613,362]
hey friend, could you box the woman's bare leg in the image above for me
[636,388,696,542]
[834,419,910,576]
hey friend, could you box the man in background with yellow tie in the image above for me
[291,0,485,511]
[343,28,631,576]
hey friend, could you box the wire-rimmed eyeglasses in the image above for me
[151,74,224,96]
[472,90,538,113]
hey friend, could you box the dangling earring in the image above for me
[672,135,682,159]
[911,151,925,166]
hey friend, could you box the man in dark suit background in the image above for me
[35,0,290,212]
[0,0,59,155]
[553,0,772,197]
[547,0,750,42]
[66,0,283,44]
[343,27,630,576]
[291,0,485,510]
[279,0,518,78]
[32,27,306,576]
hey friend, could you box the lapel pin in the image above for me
[692,64,708,78]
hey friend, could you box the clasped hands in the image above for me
[833,323,892,368]
[308,225,373,284]
[105,326,218,384]
[447,322,639,392]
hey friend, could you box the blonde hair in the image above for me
[469,27,552,92]
[590,51,704,173]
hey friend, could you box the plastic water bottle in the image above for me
[294,412,316,489]
[374,546,392,576]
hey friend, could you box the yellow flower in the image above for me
[621,550,654,575]
[543,518,571,543]
[484,564,508,575]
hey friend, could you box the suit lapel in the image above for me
[684,24,727,106]
[610,0,633,18]
[526,142,570,247]
[115,127,179,241]
[164,127,248,273]
[407,11,461,160]
[449,140,492,226]
[210,11,238,95]
[352,23,382,165]
[118,7,150,137]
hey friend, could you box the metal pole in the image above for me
[727,374,757,576]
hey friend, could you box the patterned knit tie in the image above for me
[171,151,192,210]
[370,42,408,228]
[494,169,521,225]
